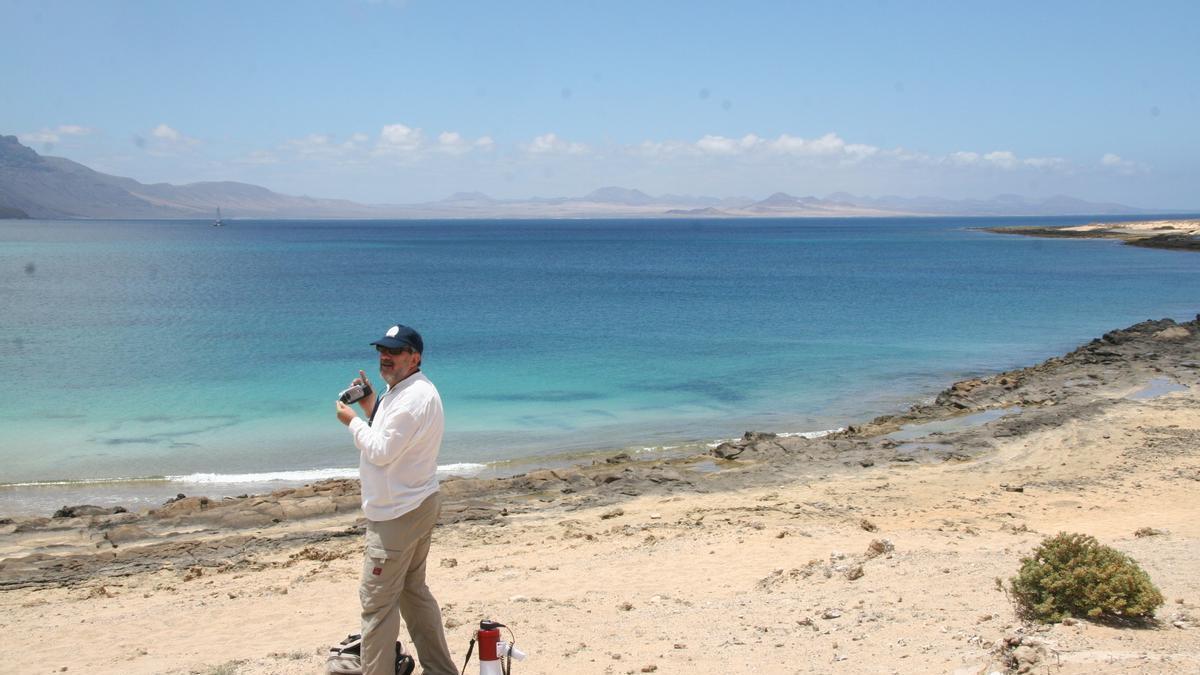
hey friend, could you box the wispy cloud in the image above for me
[18,124,92,145]
[136,124,200,155]
[1100,153,1147,175]
[944,150,1065,170]
[631,132,1063,174]
[524,132,589,156]
[254,125,496,165]
[283,133,368,158]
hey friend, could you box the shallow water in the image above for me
[1126,377,1189,400]
[2,215,1198,512]
[886,406,1025,442]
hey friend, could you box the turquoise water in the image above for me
[1,216,1197,510]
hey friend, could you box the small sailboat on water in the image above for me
[213,207,224,227]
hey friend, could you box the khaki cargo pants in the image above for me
[360,492,456,675]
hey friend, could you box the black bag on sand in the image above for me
[326,633,415,675]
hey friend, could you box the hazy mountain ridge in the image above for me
[0,135,1152,219]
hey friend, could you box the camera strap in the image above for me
[367,392,384,426]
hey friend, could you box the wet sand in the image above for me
[1,317,1198,673]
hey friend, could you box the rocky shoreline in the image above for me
[984,218,1200,251]
[3,315,1197,592]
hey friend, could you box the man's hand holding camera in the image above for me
[335,370,376,426]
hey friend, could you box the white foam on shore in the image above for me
[166,468,360,484]
[167,463,488,484]
[1,476,170,488]
[706,427,844,447]
[3,463,490,489]
[778,427,845,439]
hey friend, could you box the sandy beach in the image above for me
[985,219,1200,251]
[2,317,1199,674]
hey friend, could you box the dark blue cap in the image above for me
[370,324,424,353]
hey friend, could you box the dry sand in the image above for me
[1060,219,1200,235]
[2,318,1199,674]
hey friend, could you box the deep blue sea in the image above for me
[1,216,1198,513]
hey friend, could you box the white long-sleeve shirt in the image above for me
[347,370,444,521]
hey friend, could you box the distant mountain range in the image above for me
[0,135,1152,220]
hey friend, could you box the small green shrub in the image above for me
[1009,532,1164,623]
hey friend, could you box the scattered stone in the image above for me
[288,546,350,564]
[710,442,746,460]
[672,643,686,650]
[821,608,843,620]
[641,666,658,672]
[600,508,625,520]
[844,564,864,581]
[52,505,120,518]
[865,539,894,558]
[1134,527,1166,537]
[618,601,634,611]
[1001,483,1024,492]
[859,518,878,532]
[440,558,458,568]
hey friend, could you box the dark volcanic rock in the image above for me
[52,505,125,519]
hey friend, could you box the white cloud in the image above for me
[436,131,471,155]
[152,124,182,141]
[695,134,762,155]
[18,124,92,144]
[944,149,1065,170]
[983,150,1018,168]
[525,132,589,155]
[1100,153,1147,175]
[768,132,877,159]
[283,134,337,157]
[143,124,200,153]
[279,132,371,160]
[686,132,879,162]
[377,123,423,153]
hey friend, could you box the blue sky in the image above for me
[3,0,1198,207]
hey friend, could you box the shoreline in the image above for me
[0,428,850,518]
[2,313,1196,559]
[2,314,1198,673]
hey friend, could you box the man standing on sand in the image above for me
[335,323,457,675]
